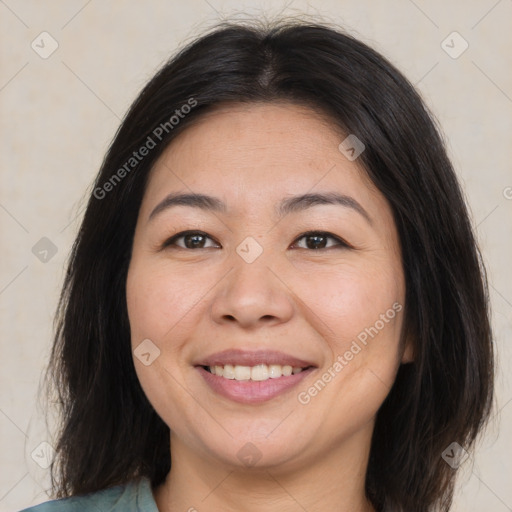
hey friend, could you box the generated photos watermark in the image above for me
[93,97,197,200]
[297,301,403,405]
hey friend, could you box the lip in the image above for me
[196,365,315,404]
[193,349,317,404]
[194,349,316,368]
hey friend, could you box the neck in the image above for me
[153,429,376,512]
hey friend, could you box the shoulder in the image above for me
[18,477,159,512]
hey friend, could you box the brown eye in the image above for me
[162,230,349,251]
[292,231,349,250]
[163,231,219,250]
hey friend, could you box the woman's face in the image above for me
[126,102,411,472]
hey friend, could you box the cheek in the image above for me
[126,260,206,429]
[300,261,403,348]
[126,260,208,343]
[300,261,405,407]
[294,266,404,433]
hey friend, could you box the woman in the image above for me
[21,18,494,512]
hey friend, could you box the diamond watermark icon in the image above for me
[236,442,262,467]
[31,441,55,469]
[134,338,161,366]
[338,134,365,161]
[441,442,469,469]
[31,31,59,59]
[441,32,469,59]
[32,237,58,263]
[236,236,263,263]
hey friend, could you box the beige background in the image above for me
[1,1,511,511]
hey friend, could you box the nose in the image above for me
[210,253,295,330]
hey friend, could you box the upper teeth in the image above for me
[207,364,305,381]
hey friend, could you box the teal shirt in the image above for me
[19,477,160,512]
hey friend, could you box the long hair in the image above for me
[41,18,494,511]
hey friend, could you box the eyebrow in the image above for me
[148,191,372,225]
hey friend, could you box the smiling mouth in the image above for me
[201,363,313,381]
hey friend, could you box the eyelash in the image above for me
[161,230,352,251]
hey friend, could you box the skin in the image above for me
[126,102,413,512]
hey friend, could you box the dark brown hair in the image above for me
[41,18,494,512]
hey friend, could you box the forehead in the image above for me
[142,102,383,217]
